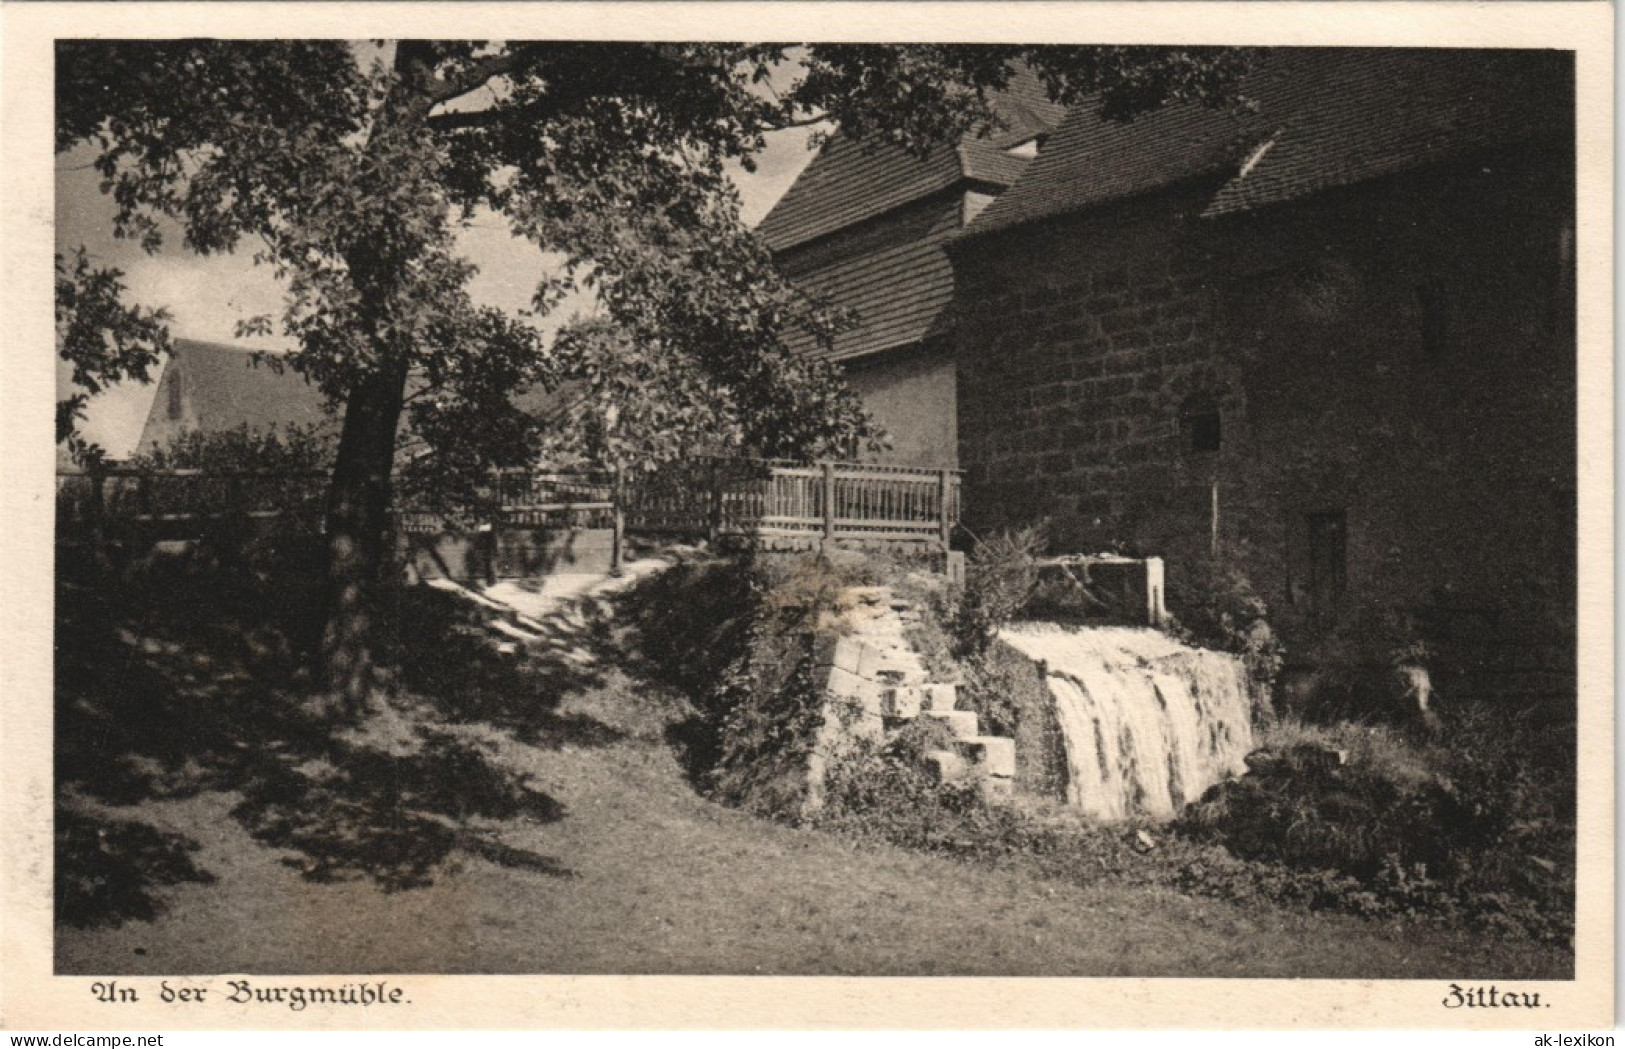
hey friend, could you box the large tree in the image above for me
[56,42,1248,713]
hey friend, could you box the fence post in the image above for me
[821,461,836,544]
[708,459,723,543]
[1210,481,1219,558]
[88,465,108,563]
[938,468,952,552]
[610,465,626,576]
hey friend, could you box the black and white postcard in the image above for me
[2,0,1612,1033]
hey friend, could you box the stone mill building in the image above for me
[764,48,1577,710]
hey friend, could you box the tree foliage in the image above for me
[56,41,1248,471]
[127,422,335,474]
[55,249,171,464]
[55,40,1249,704]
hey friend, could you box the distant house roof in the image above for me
[137,338,571,455]
[137,339,332,451]
[963,48,1573,239]
[757,69,1066,253]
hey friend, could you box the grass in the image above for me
[57,677,1571,978]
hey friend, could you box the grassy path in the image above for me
[58,710,1567,978]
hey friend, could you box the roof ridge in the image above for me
[759,72,1069,254]
[957,48,1572,241]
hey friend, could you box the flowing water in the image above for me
[999,623,1255,821]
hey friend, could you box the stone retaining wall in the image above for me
[801,588,1015,817]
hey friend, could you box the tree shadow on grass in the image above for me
[55,574,590,927]
[232,731,572,891]
[55,808,217,929]
[387,585,628,751]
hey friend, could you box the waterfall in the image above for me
[999,623,1255,821]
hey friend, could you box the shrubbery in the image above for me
[128,422,334,473]
[90,423,337,659]
[1288,604,1443,727]
[622,551,881,814]
[1179,715,1574,942]
[1164,550,1283,712]
[948,524,1046,657]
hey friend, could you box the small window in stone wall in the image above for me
[1305,510,1347,617]
[1179,394,1221,454]
[1414,279,1449,358]
[167,371,183,420]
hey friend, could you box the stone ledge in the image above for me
[957,736,1017,779]
[922,709,980,741]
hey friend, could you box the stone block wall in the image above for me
[801,589,1016,816]
[953,189,1230,549]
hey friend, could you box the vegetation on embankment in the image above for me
[622,550,887,816]
[53,537,1571,977]
[623,542,1575,953]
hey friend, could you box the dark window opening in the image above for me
[166,373,183,420]
[1179,394,1221,454]
[1305,510,1347,617]
[1545,224,1575,341]
[1415,280,1448,358]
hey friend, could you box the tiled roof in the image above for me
[964,48,1572,238]
[756,69,1065,252]
[783,234,957,361]
[1201,49,1571,217]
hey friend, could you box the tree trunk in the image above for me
[319,354,411,716]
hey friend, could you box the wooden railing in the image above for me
[57,457,961,551]
[395,470,617,533]
[621,458,959,547]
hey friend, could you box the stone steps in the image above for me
[806,586,1019,809]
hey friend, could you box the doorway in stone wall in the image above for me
[1304,509,1347,620]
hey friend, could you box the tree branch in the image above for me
[768,113,833,130]
[425,106,504,132]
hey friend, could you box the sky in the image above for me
[55,82,823,459]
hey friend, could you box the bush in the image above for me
[755,554,870,634]
[704,633,828,817]
[1178,715,1574,942]
[103,423,335,655]
[1291,605,1443,727]
[129,422,334,473]
[1181,720,1460,877]
[814,723,1028,853]
[622,552,882,814]
[950,523,1046,656]
[1164,551,1282,713]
